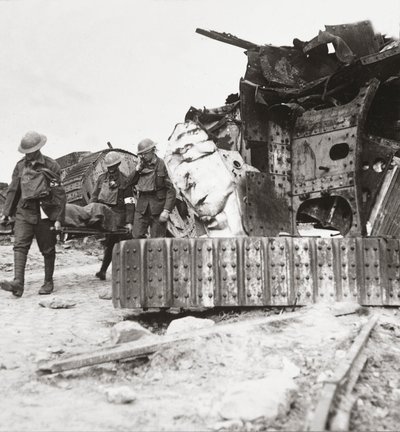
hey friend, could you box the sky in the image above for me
[0,0,399,181]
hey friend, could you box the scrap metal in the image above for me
[193,21,400,238]
[59,149,137,206]
[111,21,400,307]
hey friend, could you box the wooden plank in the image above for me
[308,383,337,432]
[329,353,368,431]
[61,227,128,235]
[308,315,378,431]
[328,315,378,384]
[37,310,306,375]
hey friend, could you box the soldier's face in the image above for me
[25,150,40,161]
[141,150,154,164]
[107,164,119,174]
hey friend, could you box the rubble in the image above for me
[105,386,137,404]
[98,287,112,300]
[110,321,152,344]
[330,302,365,317]
[38,297,76,309]
[213,419,244,431]
[218,370,298,421]
[37,310,305,374]
[166,316,215,335]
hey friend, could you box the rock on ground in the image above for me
[213,419,244,430]
[98,287,112,300]
[110,320,152,344]
[218,360,299,421]
[39,297,76,309]
[166,316,215,335]
[105,386,137,404]
[330,302,364,316]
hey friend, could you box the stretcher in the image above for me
[58,226,129,236]
[0,222,128,237]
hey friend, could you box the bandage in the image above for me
[124,197,136,205]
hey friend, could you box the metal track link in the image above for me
[112,237,400,309]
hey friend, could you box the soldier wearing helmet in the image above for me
[127,138,176,238]
[91,150,136,280]
[0,131,66,297]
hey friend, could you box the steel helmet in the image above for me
[137,138,156,155]
[18,131,47,154]
[104,151,122,167]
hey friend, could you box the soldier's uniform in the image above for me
[0,131,66,297]
[91,156,135,280]
[128,140,176,238]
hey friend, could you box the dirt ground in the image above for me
[1,237,400,431]
[351,318,400,431]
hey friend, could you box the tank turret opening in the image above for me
[296,196,352,237]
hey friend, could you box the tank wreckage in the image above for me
[110,21,400,310]
[19,21,396,309]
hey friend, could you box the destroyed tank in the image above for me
[112,21,400,309]
[59,149,137,206]
[57,148,197,238]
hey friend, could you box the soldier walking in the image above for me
[128,138,176,238]
[0,131,66,297]
[91,151,136,280]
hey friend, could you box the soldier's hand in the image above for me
[125,223,133,233]
[54,221,62,231]
[159,210,170,223]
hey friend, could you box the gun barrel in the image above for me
[195,28,259,51]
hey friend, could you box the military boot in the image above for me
[95,244,112,281]
[38,254,55,295]
[95,270,106,280]
[0,251,26,297]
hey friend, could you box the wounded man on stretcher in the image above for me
[0,203,131,235]
[63,202,131,234]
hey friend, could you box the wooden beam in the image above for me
[308,314,378,431]
[37,309,305,375]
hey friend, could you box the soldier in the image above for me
[0,131,66,297]
[91,151,135,280]
[128,138,176,238]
